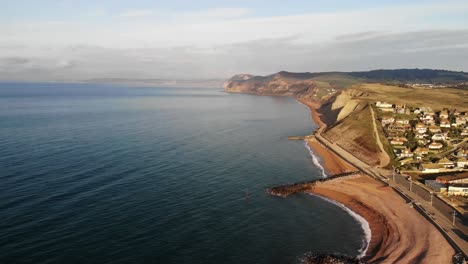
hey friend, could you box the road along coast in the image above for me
[299,101,455,263]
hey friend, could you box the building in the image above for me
[440,119,451,128]
[461,129,468,137]
[428,142,443,150]
[415,133,428,139]
[428,125,441,133]
[396,119,410,125]
[432,133,447,141]
[448,184,468,196]
[414,147,429,156]
[415,123,427,133]
[381,116,395,125]
[457,148,468,157]
[420,163,443,173]
[457,157,468,168]
[390,138,407,145]
[456,117,467,126]
[425,180,447,192]
[440,110,449,119]
[438,157,454,168]
[437,174,468,184]
[399,148,414,158]
[376,101,393,108]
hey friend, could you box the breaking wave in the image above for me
[304,140,327,178]
[311,194,371,259]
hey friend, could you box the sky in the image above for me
[1,0,468,81]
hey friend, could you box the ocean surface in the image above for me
[0,83,366,264]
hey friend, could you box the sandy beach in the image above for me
[300,100,455,263]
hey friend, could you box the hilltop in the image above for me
[224,69,468,101]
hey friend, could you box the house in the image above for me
[396,119,410,125]
[438,157,454,168]
[420,163,443,173]
[457,157,468,168]
[415,133,428,139]
[461,129,468,137]
[415,123,427,134]
[398,148,414,158]
[428,142,443,150]
[390,138,407,145]
[428,125,441,133]
[376,101,393,108]
[432,133,447,141]
[439,110,449,119]
[440,119,451,128]
[425,180,447,192]
[448,184,468,196]
[457,148,468,157]
[456,117,467,126]
[381,116,395,125]
[414,147,429,156]
[437,173,468,184]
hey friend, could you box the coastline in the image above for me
[298,99,455,263]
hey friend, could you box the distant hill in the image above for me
[223,69,468,101]
[348,69,468,83]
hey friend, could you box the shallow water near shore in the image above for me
[0,83,366,263]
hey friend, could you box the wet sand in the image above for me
[299,99,455,263]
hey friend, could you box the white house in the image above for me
[440,119,451,128]
[432,133,447,141]
[461,129,468,137]
[456,117,467,126]
[399,148,414,158]
[448,185,468,196]
[376,101,393,108]
[381,116,395,125]
[415,123,427,134]
[420,163,443,173]
[457,157,468,168]
[429,142,443,150]
[396,119,410,125]
[390,138,407,145]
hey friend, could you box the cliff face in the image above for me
[223,71,335,101]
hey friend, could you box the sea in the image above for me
[0,83,366,264]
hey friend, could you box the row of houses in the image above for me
[377,102,468,160]
[425,173,468,196]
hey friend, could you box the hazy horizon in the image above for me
[2,0,468,81]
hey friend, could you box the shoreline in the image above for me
[298,99,455,263]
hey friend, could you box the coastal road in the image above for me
[313,125,468,258]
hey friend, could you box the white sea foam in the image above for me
[311,194,372,259]
[304,140,327,178]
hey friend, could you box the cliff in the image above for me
[223,71,340,102]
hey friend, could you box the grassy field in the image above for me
[312,74,362,90]
[348,83,468,111]
[325,105,381,166]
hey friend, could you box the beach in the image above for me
[301,100,455,263]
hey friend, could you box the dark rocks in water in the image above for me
[300,253,363,264]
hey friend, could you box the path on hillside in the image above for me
[369,106,391,168]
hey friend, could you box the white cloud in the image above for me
[119,10,155,18]
[1,1,468,80]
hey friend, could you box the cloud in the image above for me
[178,8,253,20]
[119,10,155,18]
[1,1,468,80]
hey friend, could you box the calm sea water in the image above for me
[0,83,365,264]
